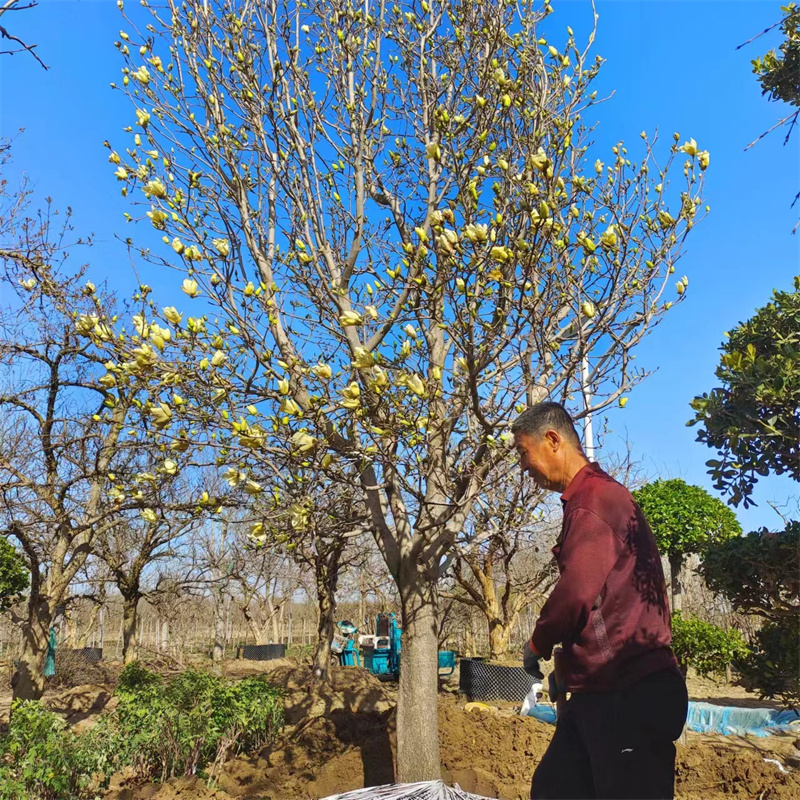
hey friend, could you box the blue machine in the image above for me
[348,612,457,680]
[360,612,402,677]
[332,621,361,667]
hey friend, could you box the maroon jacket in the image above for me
[531,462,677,692]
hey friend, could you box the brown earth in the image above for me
[101,662,800,800]
[2,658,797,799]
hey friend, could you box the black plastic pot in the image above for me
[240,644,287,661]
[459,657,537,702]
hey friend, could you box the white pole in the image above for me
[581,354,594,461]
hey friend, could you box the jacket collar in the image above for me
[560,461,603,505]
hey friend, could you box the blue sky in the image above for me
[1,0,797,531]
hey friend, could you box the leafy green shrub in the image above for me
[102,663,283,781]
[0,700,102,800]
[670,612,749,679]
[0,537,28,613]
[736,620,800,709]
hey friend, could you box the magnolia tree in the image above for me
[0,174,213,698]
[0,260,150,700]
[110,0,706,777]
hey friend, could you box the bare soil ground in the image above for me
[3,659,798,799]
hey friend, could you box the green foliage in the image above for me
[670,612,749,679]
[0,700,103,800]
[0,666,284,798]
[689,278,800,507]
[752,4,800,111]
[700,521,800,619]
[632,478,741,563]
[736,620,800,709]
[100,663,284,781]
[0,537,28,613]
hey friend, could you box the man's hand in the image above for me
[523,640,544,679]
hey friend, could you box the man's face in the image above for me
[515,430,561,492]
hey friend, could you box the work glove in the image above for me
[523,640,544,679]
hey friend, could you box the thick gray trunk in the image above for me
[122,594,139,664]
[396,575,441,782]
[12,598,51,702]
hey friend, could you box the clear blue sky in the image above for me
[1,1,797,531]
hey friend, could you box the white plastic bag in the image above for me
[520,681,543,715]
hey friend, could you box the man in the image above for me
[513,402,688,800]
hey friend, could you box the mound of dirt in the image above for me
[98,664,800,800]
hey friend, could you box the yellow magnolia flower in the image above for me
[244,480,263,495]
[212,238,230,257]
[698,151,710,170]
[425,142,441,161]
[463,223,488,243]
[163,307,182,325]
[141,508,158,523]
[147,208,169,228]
[278,378,290,395]
[181,278,200,298]
[365,305,379,320]
[676,280,685,296]
[211,350,227,367]
[291,430,317,453]
[339,310,363,326]
[135,108,151,127]
[289,502,310,531]
[594,159,604,175]
[490,246,512,263]
[369,365,389,392]
[352,347,374,369]
[150,402,173,428]
[340,382,361,409]
[133,314,150,337]
[75,314,99,335]
[619,397,628,408]
[581,301,596,318]
[224,467,245,487]
[19,278,37,291]
[156,459,176,477]
[114,167,128,181]
[280,397,302,416]
[143,179,167,198]
[599,226,618,250]
[184,245,203,262]
[133,65,151,85]
[170,238,184,255]
[399,372,426,397]
[679,138,699,157]
[98,373,117,389]
[657,210,675,229]
[311,362,332,380]
[529,148,550,172]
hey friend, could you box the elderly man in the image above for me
[513,401,687,800]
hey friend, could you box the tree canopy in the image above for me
[689,277,800,507]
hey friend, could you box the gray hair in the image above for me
[511,402,581,447]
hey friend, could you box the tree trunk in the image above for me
[312,588,336,682]
[488,617,512,660]
[12,597,51,702]
[396,574,441,782]
[122,593,140,664]
[312,551,341,683]
[213,590,225,663]
[669,553,683,614]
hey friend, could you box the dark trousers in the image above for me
[531,667,688,800]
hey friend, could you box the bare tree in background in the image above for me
[0,0,47,69]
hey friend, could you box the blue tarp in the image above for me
[522,701,800,736]
[685,702,800,736]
